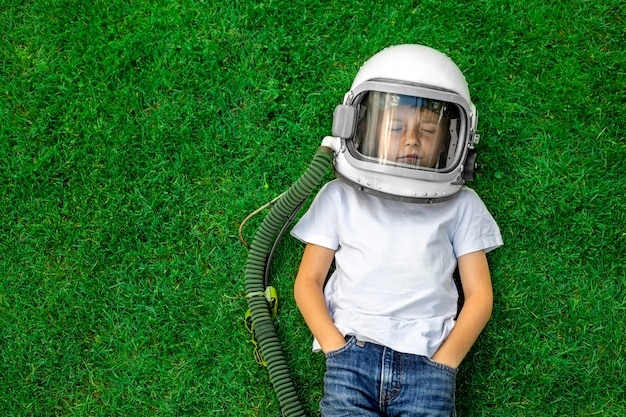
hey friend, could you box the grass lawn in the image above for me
[1,0,624,415]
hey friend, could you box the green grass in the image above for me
[1,0,624,415]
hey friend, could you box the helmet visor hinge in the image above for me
[469,133,480,149]
[332,105,357,139]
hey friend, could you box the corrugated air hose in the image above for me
[244,145,334,417]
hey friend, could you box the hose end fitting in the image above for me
[320,136,341,154]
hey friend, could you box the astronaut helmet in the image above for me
[332,44,480,203]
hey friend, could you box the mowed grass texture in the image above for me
[1,0,624,416]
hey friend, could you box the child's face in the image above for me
[377,105,447,168]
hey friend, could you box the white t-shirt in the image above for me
[291,179,503,357]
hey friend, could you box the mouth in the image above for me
[397,154,420,165]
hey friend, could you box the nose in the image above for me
[404,127,420,147]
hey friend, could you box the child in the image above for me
[290,45,503,416]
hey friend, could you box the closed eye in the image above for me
[390,120,404,132]
[420,123,438,134]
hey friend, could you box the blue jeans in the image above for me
[321,337,457,417]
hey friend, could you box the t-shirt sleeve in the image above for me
[290,182,340,250]
[452,189,504,257]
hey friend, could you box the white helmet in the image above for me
[332,44,480,203]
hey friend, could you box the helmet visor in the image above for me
[351,92,462,172]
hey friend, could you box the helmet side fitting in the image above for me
[331,44,481,203]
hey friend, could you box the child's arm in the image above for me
[294,243,346,354]
[431,250,493,369]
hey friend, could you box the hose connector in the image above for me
[320,136,341,155]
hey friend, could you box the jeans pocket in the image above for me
[324,336,356,359]
[425,357,458,376]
